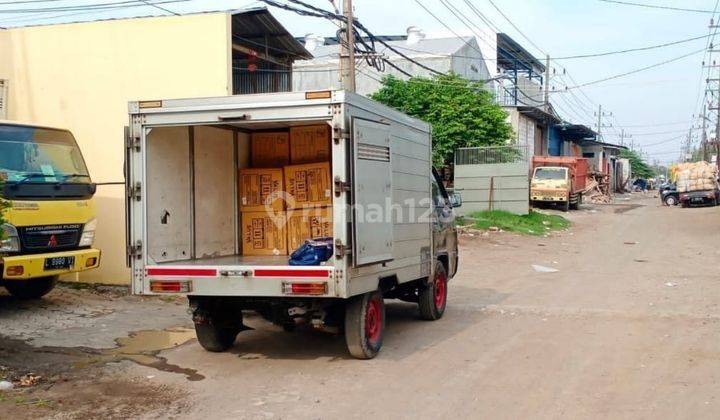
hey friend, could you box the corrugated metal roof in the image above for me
[296,36,477,66]
[232,8,312,60]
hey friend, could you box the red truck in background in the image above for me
[530,156,589,211]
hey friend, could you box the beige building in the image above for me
[0,8,309,284]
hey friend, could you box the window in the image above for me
[583,152,595,158]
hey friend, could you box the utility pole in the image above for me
[544,54,550,113]
[619,129,632,147]
[339,0,356,92]
[594,105,612,141]
[701,104,708,161]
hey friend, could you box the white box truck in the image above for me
[125,91,460,359]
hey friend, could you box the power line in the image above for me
[0,0,188,24]
[0,0,182,13]
[487,0,547,55]
[138,0,178,16]
[561,48,706,90]
[597,0,717,14]
[553,33,713,60]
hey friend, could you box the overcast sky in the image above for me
[0,0,715,164]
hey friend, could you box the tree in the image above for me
[370,73,514,167]
[619,149,654,178]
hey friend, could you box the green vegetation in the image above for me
[619,149,654,178]
[469,210,570,236]
[370,73,515,167]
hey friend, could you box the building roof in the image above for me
[295,36,479,66]
[555,123,597,140]
[232,8,312,60]
[497,33,545,73]
[506,105,562,124]
[577,138,628,150]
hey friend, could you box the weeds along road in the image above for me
[1,194,719,419]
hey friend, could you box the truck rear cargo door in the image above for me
[352,118,393,266]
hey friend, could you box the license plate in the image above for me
[44,256,75,270]
[691,197,704,203]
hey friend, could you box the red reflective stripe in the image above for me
[254,269,330,278]
[147,268,217,277]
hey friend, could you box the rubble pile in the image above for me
[583,173,612,204]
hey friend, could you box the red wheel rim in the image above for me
[365,297,382,345]
[434,271,447,310]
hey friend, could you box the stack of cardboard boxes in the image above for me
[239,125,334,256]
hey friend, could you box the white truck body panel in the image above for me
[126,91,432,299]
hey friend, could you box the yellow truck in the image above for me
[0,122,100,299]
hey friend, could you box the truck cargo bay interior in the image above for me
[145,120,333,267]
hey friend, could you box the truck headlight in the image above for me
[0,224,20,252]
[79,218,97,247]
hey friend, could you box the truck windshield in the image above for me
[534,168,567,180]
[0,125,90,184]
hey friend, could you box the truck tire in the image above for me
[570,194,580,210]
[194,321,239,353]
[192,306,241,352]
[561,200,570,212]
[664,195,677,206]
[419,261,448,321]
[4,276,58,299]
[345,290,385,359]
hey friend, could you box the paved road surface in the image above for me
[1,194,719,419]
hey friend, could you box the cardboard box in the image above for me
[251,132,289,167]
[241,211,288,256]
[239,168,284,213]
[290,125,331,164]
[287,207,333,251]
[284,162,332,209]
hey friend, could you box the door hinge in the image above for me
[125,134,141,152]
[333,126,350,145]
[128,240,142,260]
[335,239,351,258]
[334,176,350,197]
[128,182,142,201]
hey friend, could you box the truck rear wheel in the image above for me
[4,276,58,299]
[191,302,241,352]
[419,261,448,320]
[345,290,385,359]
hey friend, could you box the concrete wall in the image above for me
[0,13,232,284]
[505,108,536,159]
[455,162,530,215]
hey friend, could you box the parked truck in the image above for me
[530,156,589,212]
[125,91,461,359]
[0,122,101,299]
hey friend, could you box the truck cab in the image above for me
[0,122,101,299]
[531,166,572,210]
[530,157,588,212]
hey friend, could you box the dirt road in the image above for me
[2,194,719,419]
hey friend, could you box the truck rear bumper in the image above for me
[2,249,101,280]
[141,265,339,298]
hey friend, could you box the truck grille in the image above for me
[19,225,82,252]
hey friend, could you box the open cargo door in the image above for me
[352,118,393,266]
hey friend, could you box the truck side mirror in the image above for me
[450,192,463,208]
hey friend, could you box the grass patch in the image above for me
[468,210,570,236]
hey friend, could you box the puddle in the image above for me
[97,327,204,381]
[0,327,204,382]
